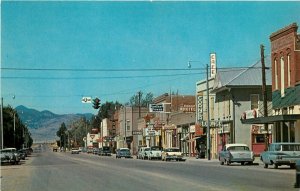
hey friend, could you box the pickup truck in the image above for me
[260,142,300,169]
[219,144,254,166]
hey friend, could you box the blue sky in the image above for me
[1,1,300,114]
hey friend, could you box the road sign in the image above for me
[82,97,92,103]
[149,104,164,112]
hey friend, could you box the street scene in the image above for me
[1,1,300,191]
[1,144,296,191]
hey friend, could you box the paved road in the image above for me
[1,145,297,191]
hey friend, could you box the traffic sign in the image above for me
[82,97,92,103]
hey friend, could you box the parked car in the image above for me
[260,142,300,169]
[116,148,132,159]
[0,148,21,165]
[161,147,185,161]
[137,146,147,159]
[87,147,93,154]
[18,149,27,160]
[92,148,99,155]
[53,147,58,152]
[140,147,150,160]
[71,148,80,154]
[219,143,254,166]
[148,146,162,160]
[98,146,112,156]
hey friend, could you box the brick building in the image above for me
[270,23,300,142]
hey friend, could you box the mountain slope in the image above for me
[15,105,93,142]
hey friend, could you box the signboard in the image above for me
[149,104,164,112]
[210,53,217,78]
[132,131,142,135]
[180,105,196,113]
[197,95,203,121]
[81,97,92,103]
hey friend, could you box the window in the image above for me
[280,56,285,97]
[250,94,259,110]
[287,54,291,87]
[275,59,278,90]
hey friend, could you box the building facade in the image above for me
[270,23,300,142]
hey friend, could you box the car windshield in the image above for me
[103,147,110,151]
[151,147,162,151]
[166,148,179,152]
[145,148,150,151]
[282,144,300,151]
[227,146,249,151]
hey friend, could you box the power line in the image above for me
[1,72,205,80]
[1,67,205,72]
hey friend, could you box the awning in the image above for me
[241,114,300,124]
[188,135,206,142]
[180,134,189,141]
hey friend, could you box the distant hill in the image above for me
[15,105,94,142]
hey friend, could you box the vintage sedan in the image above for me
[116,148,132,159]
[0,148,21,165]
[219,144,254,165]
[148,146,162,160]
[260,142,300,169]
[161,147,185,161]
[71,148,80,154]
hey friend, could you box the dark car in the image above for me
[18,149,27,160]
[99,146,112,156]
[116,148,132,159]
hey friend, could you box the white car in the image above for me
[71,148,80,154]
[139,147,150,160]
[219,144,254,165]
[161,147,185,161]
[148,146,162,160]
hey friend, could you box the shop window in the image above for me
[283,122,289,142]
[250,94,259,110]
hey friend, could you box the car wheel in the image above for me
[226,160,230,166]
[274,164,279,169]
[264,163,268,168]
[290,164,296,169]
[220,160,224,165]
[241,162,245,166]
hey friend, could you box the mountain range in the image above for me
[15,105,94,142]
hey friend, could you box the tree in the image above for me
[56,122,67,148]
[129,92,153,107]
[2,106,33,149]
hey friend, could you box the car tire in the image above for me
[274,164,279,169]
[290,164,296,169]
[241,162,245,166]
[220,160,224,165]
[226,160,230,166]
[264,163,268,168]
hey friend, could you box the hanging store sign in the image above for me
[210,53,217,78]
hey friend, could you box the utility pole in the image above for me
[206,64,211,160]
[138,91,141,118]
[261,44,269,150]
[0,97,3,149]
